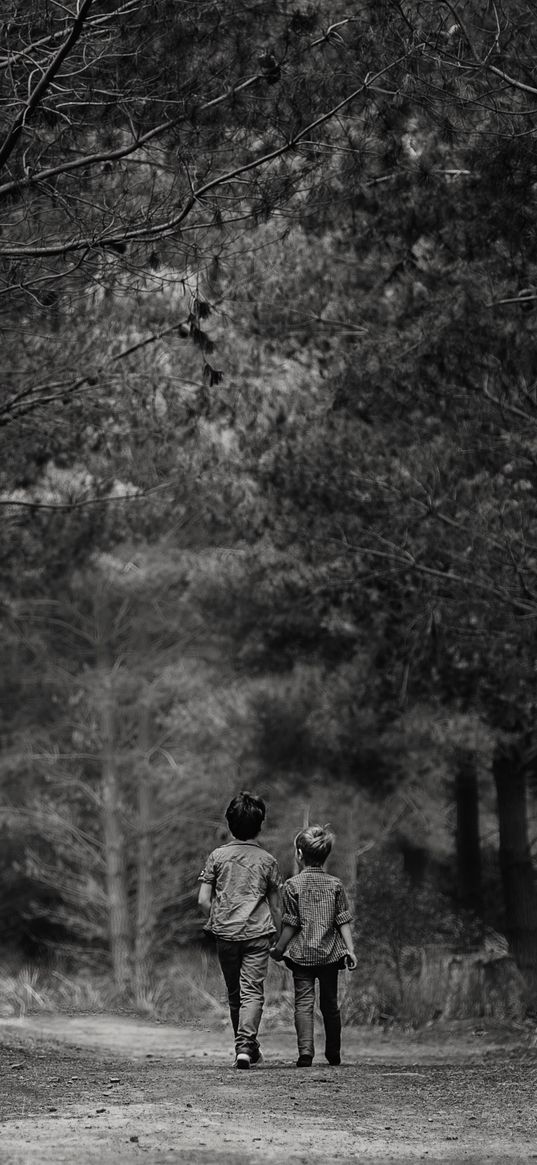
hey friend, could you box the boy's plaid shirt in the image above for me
[281,867,352,965]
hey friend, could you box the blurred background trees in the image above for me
[2,1,537,1023]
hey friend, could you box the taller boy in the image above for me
[198,792,281,1069]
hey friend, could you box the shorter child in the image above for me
[198,791,281,1069]
[270,824,356,1067]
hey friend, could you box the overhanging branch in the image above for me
[0,45,421,259]
[0,0,95,171]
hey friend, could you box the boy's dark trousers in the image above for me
[291,962,341,1061]
[216,936,270,1058]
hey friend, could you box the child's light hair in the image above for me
[294,823,335,865]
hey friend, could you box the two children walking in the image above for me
[198,791,356,1069]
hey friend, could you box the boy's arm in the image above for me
[198,852,216,917]
[269,922,298,961]
[198,882,214,917]
[269,880,299,960]
[267,886,282,935]
[338,921,357,969]
[335,881,357,968]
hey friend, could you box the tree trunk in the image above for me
[418,944,526,1022]
[100,667,131,992]
[493,738,537,978]
[454,748,482,914]
[134,700,154,1005]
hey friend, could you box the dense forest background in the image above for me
[2,0,537,1026]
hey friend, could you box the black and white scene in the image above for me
[2,2,537,1162]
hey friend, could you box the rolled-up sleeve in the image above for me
[334,881,352,926]
[281,881,300,928]
[266,858,282,893]
[198,852,216,885]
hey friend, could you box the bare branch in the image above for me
[0,482,171,512]
[0,72,265,202]
[0,0,95,171]
[0,319,189,423]
[0,44,422,259]
[343,538,537,619]
[0,0,141,69]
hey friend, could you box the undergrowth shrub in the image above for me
[344,847,485,1026]
[0,861,502,1030]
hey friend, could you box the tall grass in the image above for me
[0,942,518,1028]
[0,949,294,1024]
[0,966,49,1017]
[133,948,296,1026]
[0,963,129,1017]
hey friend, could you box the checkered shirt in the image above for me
[281,867,352,965]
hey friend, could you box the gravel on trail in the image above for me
[1,1014,536,1164]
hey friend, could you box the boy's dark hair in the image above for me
[295,824,334,866]
[226,791,266,840]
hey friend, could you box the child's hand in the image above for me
[269,946,284,962]
[343,949,357,970]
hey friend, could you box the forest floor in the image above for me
[0,1014,537,1164]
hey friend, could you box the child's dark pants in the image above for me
[291,962,341,1061]
[216,936,270,1058]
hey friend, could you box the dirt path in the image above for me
[1,1014,537,1163]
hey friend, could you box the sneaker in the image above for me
[235,1053,251,1070]
[296,1055,313,1067]
[250,1049,264,1067]
[327,1055,341,1066]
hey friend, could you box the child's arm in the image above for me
[335,880,357,968]
[270,878,300,959]
[198,852,216,917]
[269,922,298,961]
[267,886,282,936]
[198,882,214,917]
[338,921,357,969]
